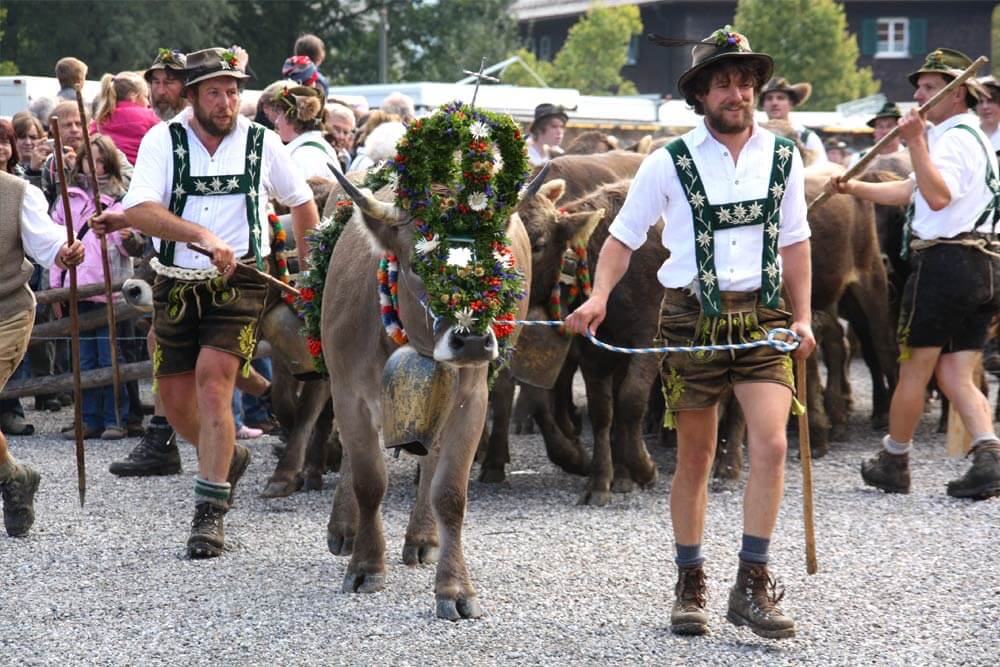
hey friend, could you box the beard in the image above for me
[154,98,185,122]
[704,101,754,135]
[193,103,236,137]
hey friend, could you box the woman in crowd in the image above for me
[90,71,160,166]
[11,112,48,190]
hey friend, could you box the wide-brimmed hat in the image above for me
[908,48,986,106]
[650,26,773,104]
[273,85,324,125]
[760,77,812,107]
[866,101,902,128]
[183,47,251,91]
[529,103,570,134]
[978,75,1000,100]
[144,48,186,83]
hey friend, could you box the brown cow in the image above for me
[320,168,535,620]
[563,130,619,154]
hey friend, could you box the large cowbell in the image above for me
[509,305,572,389]
[381,345,458,455]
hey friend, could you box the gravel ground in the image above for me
[1,360,998,666]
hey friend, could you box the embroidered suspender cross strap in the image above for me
[163,122,267,270]
[665,135,795,317]
[900,124,1000,260]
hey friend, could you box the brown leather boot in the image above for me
[726,561,795,639]
[947,441,1000,500]
[861,449,910,494]
[670,564,709,635]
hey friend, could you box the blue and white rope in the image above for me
[513,320,800,356]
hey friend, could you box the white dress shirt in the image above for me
[793,121,827,164]
[910,112,1000,241]
[609,120,811,292]
[123,108,313,269]
[21,182,66,268]
[287,131,341,180]
[984,125,1000,153]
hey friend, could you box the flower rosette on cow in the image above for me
[390,101,528,359]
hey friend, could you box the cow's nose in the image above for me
[448,331,495,356]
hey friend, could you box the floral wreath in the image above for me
[219,49,240,71]
[390,101,528,344]
[157,48,183,67]
[711,25,746,50]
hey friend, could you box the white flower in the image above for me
[194,180,209,194]
[209,177,223,192]
[173,145,187,160]
[454,307,477,333]
[777,144,793,161]
[386,171,400,191]
[416,234,441,256]
[764,262,780,279]
[447,246,473,267]
[493,150,504,172]
[226,177,240,191]
[733,203,747,221]
[770,183,785,199]
[696,230,712,249]
[688,192,706,210]
[700,269,717,288]
[717,208,733,224]
[748,202,764,219]
[468,192,489,211]
[766,221,780,239]
[675,155,693,171]
[493,249,512,268]
[469,120,491,140]
[317,214,335,229]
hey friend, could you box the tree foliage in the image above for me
[0,8,17,75]
[504,4,642,95]
[734,0,879,110]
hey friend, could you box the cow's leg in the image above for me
[614,356,659,490]
[261,379,330,498]
[432,370,488,621]
[805,353,830,458]
[527,384,590,475]
[712,389,745,487]
[842,278,898,430]
[579,368,614,506]
[817,312,851,442]
[511,384,535,435]
[302,397,335,490]
[404,450,440,566]
[478,367,515,484]
[553,353,582,438]
[327,446,356,556]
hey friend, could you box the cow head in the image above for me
[331,168,543,367]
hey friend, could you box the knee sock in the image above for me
[675,543,704,568]
[194,476,231,508]
[150,415,169,428]
[882,434,911,456]
[738,534,770,565]
[0,454,21,483]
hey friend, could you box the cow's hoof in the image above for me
[811,442,829,459]
[327,531,354,556]
[402,540,439,566]
[271,443,286,459]
[551,443,590,477]
[611,471,634,494]
[830,423,849,442]
[578,488,611,506]
[260,477,300,499]
[629,460,658,489]
[478,465,506,484]
[436,596,484,621]
[341,569,385,594]
[301,470,324,491]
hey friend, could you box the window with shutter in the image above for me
[861,19,877,56]
[875,17,910,59]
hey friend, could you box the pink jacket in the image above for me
[90,101,160,165]
[50,186,130,303]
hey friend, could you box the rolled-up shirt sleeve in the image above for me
[263,131,314,208]
[20,183,66,269]
[122,125,170,210]
[777,147,811,248]
[608,149,670,250]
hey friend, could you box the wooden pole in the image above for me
[74,85,123,428]
[51,119,86,507]
[187,243,302,297]
[29,302,146,346]
[808,55,989,213]
[35,278,126,306]
[795,358,819,575]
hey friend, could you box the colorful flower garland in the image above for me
[267,213,293,304]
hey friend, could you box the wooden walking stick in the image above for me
[809,55,989,213]
[187,243,302,298]
[51,119,87,507]
[795,357,819,575]
[74,85,123,428]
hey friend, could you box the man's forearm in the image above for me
[846,178,913,207]
[779,240,811,324]
[591,235,634,301]
[290,199,320,268]
[123,202,212,245]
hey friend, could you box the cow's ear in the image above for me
[537,178,566,203]
[560,208,604,245]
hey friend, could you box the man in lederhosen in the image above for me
[828,48,1000,501]
[94,48,319,557]
[566,28,815,639]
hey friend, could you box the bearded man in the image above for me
[145,49,188,122]
[566,27,815,639]
[93,48,319,558]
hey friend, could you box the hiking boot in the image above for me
[1,464,41,537]
[670,564,709,635]
[861,449,910,494]
[100,426,128,441]
[726,561,796,639]
[947,441,1000,500]
[108,424,181,477]
[34,395,61,412]
[1,412,34,436]
[187,501,227,558]
[226,444,252,508]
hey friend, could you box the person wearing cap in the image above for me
[145,49,188,122]
[282,55,323,95]
[761,77,827,163]
[977,76,1000,153]
[827,48,1000,502]
[526,103,568,167]
[272,85,340,179]
[824,137,849,166]
[848,101,905,168]
[566,26,815,639]
[92,47,320,559]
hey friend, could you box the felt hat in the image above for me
[978,75,1000,100]
[760,77,812,107]
[866,101,902,128]
[528,103,570,134]
[183,47,250,90]
[649,26,773,104]
[908,48,985,105]
[144,48,186,82]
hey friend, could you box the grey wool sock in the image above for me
[738,533,770,565]
[675,543,704,568]
[194,476,231,508]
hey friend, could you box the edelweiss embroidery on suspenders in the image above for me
[163,122,267,269]
[666,136,795,317]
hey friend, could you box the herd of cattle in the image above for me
[122,125,918,619]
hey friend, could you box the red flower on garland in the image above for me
[492,313,516,339]
[300,288,315,302]
[307,336,323,357]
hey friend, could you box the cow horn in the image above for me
[331,168,407,224]
[519,163,552,200]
